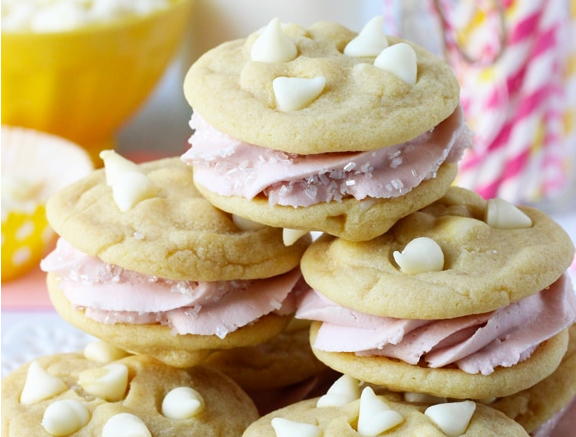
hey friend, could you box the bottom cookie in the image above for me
[346,325,576,436]
[196,163,457,241]
[48,274,291,368]
[310,322,569,399]
[2,353,258,437]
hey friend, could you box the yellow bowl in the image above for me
[1,0,194,161]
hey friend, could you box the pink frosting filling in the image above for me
[182,109,470,207]
[41,239,304,338]
[295,276,576,375]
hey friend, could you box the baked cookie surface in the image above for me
[2,354,258,437]
[310,323,570,400]
[184,21,460,154]
[301,188,575,318]
[205,319,326,390]
[47,158,309,281]
[492,325,576,432]
[195,163,457,241]
[243,397,529,437]
[48,273,290,368]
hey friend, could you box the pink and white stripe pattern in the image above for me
[433,0,575,203]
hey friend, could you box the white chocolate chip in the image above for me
[41,400,90,436]
[425,400,477,437]
[20,362,67,405]
[271,418,321,437]
[83,341,130,363]
[78,363,128,402]
[344,16,388,57]
[272,76,326,112]
[282,228,308,246]
[485,198,532,229]
[100,150,139,184]
[316,374,360,407]
[374,43,417,85]
[403,392,446,404]
[251,18,297,63]
[393,237,444,274]
[99,150,155,212]
[232,214,266,231]
[357,387,404,436]
[102,413,151,437]
[112,171,154,212]
[161,387,204,419]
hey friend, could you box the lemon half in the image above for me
[2,126,93,281]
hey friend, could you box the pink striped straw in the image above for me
[432,0,574,203]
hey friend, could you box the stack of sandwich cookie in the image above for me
[4,15,575,437]
[243,376,530,437]
[42,153,310,367]
[182,17,469,241]
[293,187,575,436]
[2,349,258,436]
[297,187,575,399]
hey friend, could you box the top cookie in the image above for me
[184,20,460,154]
[301,187,575,319]
[243,397,529,437]
[47,158,309,281]
[2,353,258,437]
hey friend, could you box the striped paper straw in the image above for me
[432,0,575,203]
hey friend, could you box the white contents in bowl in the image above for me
[2,0,172,33]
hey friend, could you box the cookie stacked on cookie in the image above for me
[182,16,468,242]
[180,16,575,435]
[5,14,575,437]
[295,187,576,435]
[41,153,311,368]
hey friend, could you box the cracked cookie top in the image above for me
[184,21,460,154]
[243,396,529,437]
[2,354,257,436]
[301,187,575,319]
[46,158,309,281]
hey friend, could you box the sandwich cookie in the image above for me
[243,382,529,437]
[354,325,576,436]
[297,188,576,399]
[183,18,468,241]
[43,155,310,367]
[2,353,257,437]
